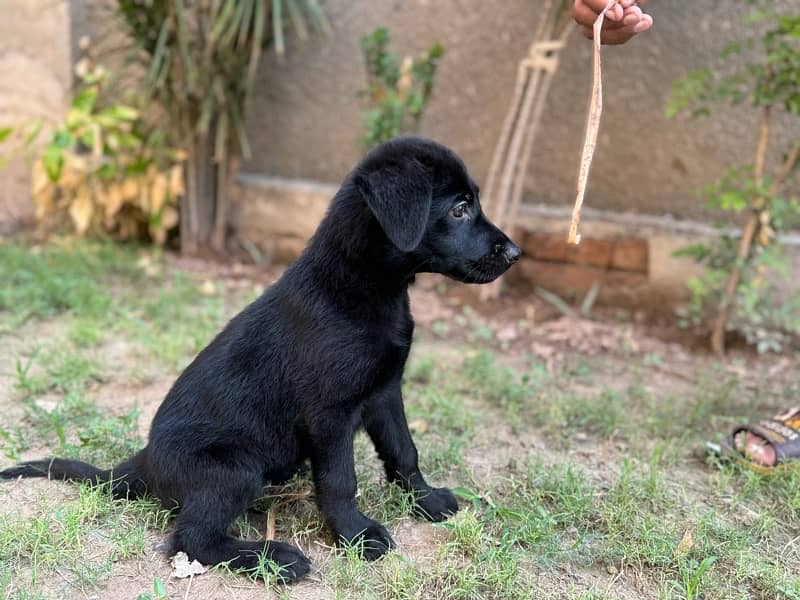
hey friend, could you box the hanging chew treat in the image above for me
[568,0,616,245]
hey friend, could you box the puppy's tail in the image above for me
[0,449,149,500]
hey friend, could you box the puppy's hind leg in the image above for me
[170,475,310,582]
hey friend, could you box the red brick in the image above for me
[514,258,646,296]
[565,238,612,268]
[611,239,648,273]
[520,232,569,262]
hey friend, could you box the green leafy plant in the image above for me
[677,555,717,600]
[358,27,444,149]
[668,4,800,353]
[135,577,168,600]
[1,54,183,244]
[115,0,330,254]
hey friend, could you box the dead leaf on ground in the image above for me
[170,551,208,578]
[674,528,694,557]
[409,419,429,434]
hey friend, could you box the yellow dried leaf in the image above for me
[674,529,693,557]
[69,186,93,234]
[151,227,166,245]
[121,179,139,201]
[91,123,103,162]
[149,206,178,245]
[31,161,49,195]
[58,160,84,190]
[66,154,90,174]
[104,183,125,220]
[168,165,184,197]
[138,177,150,211]
[397,56,413,101]
[161,206,179,229]
[32,161,54,221]
[150,173,168,214]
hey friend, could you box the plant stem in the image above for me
[711,106,770,355]
[212,145,228,254]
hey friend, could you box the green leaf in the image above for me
[451,487,481,502]
[718,191,748,211]
[152,577,167,599]
[72,87,98,114]
[42,143,64,182]
[23,120,44,146]
[97,105,140,122]
[0,127,12,143]
[272,0,285,56]
[52,130,74,149]
[673,244,711,262]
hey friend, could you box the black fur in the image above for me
[1,137,520,582]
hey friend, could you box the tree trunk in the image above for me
[181,129,225,256]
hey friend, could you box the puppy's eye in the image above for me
[450,202,468,219]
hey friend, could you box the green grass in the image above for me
[0,239,235,369]
[0,240,144,329]
[1,240,799,598]
[0,482,170,597]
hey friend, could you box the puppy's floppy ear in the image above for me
[359,158,433,252]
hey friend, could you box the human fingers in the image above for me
[582,23,638,45]
[621,5,653,32]
[574,1,628,30]
[576,0,623,23]
[622,4,643,26]
[634,13,653,33]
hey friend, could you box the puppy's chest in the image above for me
[363,312,413,360]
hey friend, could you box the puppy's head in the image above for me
[354,136,521,284]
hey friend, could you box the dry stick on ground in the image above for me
[263,489,313,541]
[568,0,617,245]
[710,103,800,354]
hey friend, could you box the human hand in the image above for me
[573,0,653,45]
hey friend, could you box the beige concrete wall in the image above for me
[0,0,73,229]
[6,1,796,229]
[243,0,799,221]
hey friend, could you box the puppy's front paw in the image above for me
[336,519,396,561]
[414,486,459,522]
[265,541,312,582]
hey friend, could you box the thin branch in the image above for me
[769,140,800,196]
[711,105,770,355]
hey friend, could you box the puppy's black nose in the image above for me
[503,242,522,264]
[492,242,521,264]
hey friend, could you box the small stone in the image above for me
[199,280,216,296]
[496,325,518,342]
[409,419,429,434]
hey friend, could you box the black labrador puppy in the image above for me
[1,136,521,581]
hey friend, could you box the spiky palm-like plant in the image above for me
[116,0,329,254]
